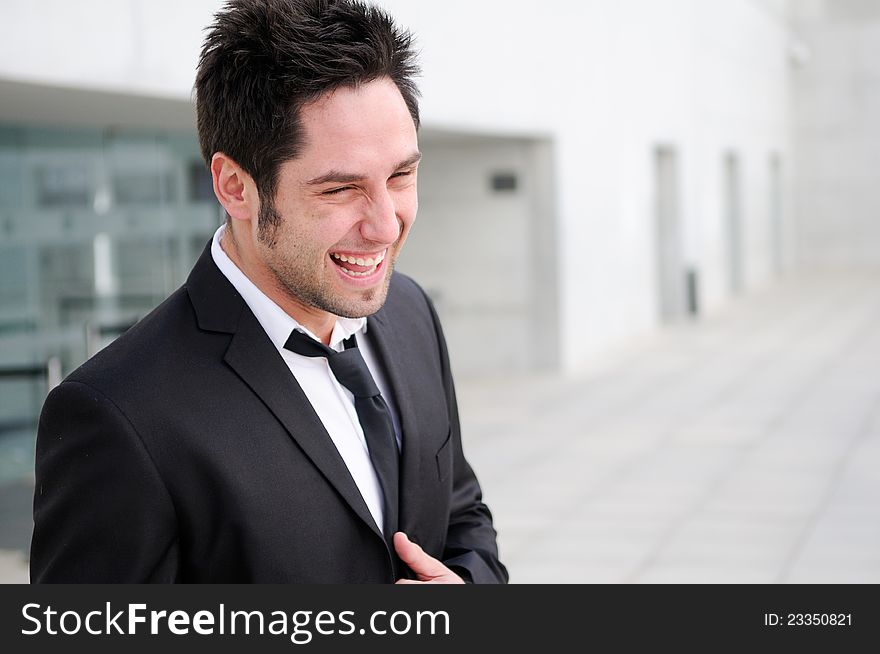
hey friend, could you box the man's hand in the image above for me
[393,532,465,584]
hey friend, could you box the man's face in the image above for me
[254,77,420,321]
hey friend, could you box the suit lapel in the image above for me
[365,310,422,535]
[187,243,382,540]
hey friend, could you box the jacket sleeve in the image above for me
[422,291,509,584]
[31,380,179,582]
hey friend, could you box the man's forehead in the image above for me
[297,78,414,132]
[284,80,418,176]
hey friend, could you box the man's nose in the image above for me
[361,189,401,245]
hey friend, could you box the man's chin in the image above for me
[329,293,389,319]
[327,270,394,318]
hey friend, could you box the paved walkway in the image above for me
[2,271,879,583]
[459,271,880,583]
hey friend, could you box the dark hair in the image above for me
[195,0,420,207]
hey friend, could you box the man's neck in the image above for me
[220,227,336,344]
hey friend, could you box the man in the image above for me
[30,0,507,584]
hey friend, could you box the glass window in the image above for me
[0,123,221,480]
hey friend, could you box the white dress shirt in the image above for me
[210,225,401,534]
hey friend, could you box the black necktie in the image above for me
[283,329,399,543]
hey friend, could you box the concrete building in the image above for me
[790,0,880,269]
[0,0,877,456]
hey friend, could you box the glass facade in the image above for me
[0,124,221,483]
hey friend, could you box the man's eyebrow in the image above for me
[395,151,423,170]
[305,152,422,186]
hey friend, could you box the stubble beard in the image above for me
[258,200,395,319]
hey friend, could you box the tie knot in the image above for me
[283,328,335,358]
[283,329,380,398]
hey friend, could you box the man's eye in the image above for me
[323,186,353,195]
[390,170,413,180]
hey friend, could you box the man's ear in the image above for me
[210,152,258,222]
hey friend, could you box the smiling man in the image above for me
[218,77,420,340]
[30,0,507,584]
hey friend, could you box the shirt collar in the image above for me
[210,225,366,352]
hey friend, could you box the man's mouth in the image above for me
[330,250,387,277]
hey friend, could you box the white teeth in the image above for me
[339,265,378,277]
[331,250,386,267]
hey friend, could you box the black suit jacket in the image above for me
[31,244,507,583]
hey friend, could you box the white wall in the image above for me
[0,0,211,97]
[1,0,797,372]
[383,0,794,367]
[790,0,880,269]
